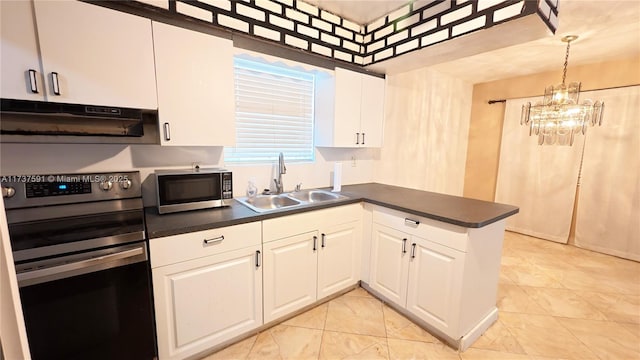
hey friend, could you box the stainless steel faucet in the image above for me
[273,152,286,194]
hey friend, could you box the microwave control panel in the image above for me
[222,172,233,199]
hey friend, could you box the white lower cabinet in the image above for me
[369,223,464,335]
[263,231,318,323]
[149,202,504,357]
[150,222,262,360]
[317,221,361,299]
[368,206,493,344]
[262,204,362,323]
[405,237,463,336]
[370,223,464,336]
[370,221,464,336]
[369,224,410,305]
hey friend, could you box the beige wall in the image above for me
[463,56,640,201]
[375,67,473,196]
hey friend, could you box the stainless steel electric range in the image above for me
[2,171,156,360]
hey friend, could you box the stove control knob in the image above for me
[100,181,113,191]
[2,186,15,198]
[119,179,132,190]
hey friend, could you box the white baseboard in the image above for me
[459,307,499,351]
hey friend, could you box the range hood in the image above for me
[0,99,159,144]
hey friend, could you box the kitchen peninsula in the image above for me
[145,183,518,359]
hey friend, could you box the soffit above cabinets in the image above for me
[302,0,410,25]
[116,0,639,83]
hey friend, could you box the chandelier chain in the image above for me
[562,40,571,85]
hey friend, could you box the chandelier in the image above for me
[521,35,604,146]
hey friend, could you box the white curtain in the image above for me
[495,97,585,243]
[575,86,640,261]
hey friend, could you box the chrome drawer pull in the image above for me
[203,235,224,245]
[404,218,420,227]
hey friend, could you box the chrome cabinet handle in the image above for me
[362,133,365,145]
[203,235,224,245]
[355,132,360,145]
[411,243,417,259]
[402,238,407,254]
[321,233,326,248]
[313,235,317,251]
[51,72,61,95]
[404,218,420,227]
[163,122,171,141]
[28,69,39,93]
[255,250,261,268]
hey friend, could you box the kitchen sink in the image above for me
[287,189,346,203]
[236,194,301,213]
[235,189,347,213]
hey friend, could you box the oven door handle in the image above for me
[16,243,147,287]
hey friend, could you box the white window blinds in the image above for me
[224,58,315,164]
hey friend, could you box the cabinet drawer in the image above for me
[150,222,261,268]
[263,203,362,243]
[372,206,468,252]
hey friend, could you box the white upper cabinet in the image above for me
[5,1,158,108]
[152,22,235,146]
[0,1,44,101]
[315,68,385,148]
[359,74,385,147]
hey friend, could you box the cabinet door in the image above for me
[333,68,362,147]
[152,22,235,146]
[369,224,410,305]
[317,221,361,299]
[153,245,262,360]
[263,231,318,323]
[360,75,385,147]
[406,237,463,337]
[0,1,45,101]
[33,1,157,108]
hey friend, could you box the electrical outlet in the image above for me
[192,162,201,171]
[351,156,356,167]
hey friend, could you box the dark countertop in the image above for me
[145,183,518,239]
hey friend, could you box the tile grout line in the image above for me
[318,300,330,360]
[379,302,392,360]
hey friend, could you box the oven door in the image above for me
[17,242,157,360]
[156,172,224,213]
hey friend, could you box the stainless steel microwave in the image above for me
[155,169,232,214]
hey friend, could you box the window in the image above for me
[224,58,315,164]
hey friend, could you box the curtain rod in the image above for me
[486,83,639,104]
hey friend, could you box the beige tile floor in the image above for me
[203,231,640,360]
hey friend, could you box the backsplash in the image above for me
[0,143,376,207]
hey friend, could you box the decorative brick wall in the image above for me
[134,0,557,67]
